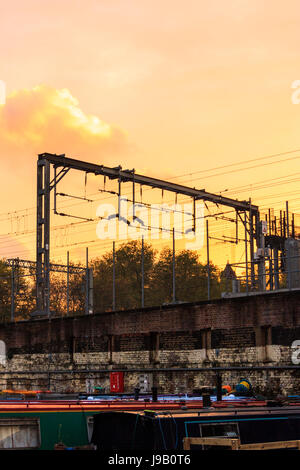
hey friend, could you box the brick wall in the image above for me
[0,290,299,395]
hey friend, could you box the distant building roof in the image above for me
[221,263,237,280]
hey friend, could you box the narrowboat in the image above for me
[91,403,300,451]
[0,382,299,451]
[0,390,269,450]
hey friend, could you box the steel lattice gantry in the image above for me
[6,258,86,275]
[35,152,262,316]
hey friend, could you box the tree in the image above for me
[150,248,220,304]
[91,241,222,311]
[49,265,86,317]
[0,242,227,319]
[0,260,11,321]
[0,260,35,322]
[91,240,156,311]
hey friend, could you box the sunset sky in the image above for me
[1,0,300,269]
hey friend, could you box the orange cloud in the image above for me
[0,85,130,167]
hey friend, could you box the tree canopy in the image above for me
[91,240,222,311]
[0,241,234,319]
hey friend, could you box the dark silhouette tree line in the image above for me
[0,240,244,320]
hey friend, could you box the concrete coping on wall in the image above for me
[3,287,300,327]
[222,287,300,299]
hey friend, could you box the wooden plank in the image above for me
[183,438,191,450]
[183,437,300,451]
[240,440,300,450]
[183,437,240,449]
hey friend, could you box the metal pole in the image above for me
[274,247,279,290]
[244,212,248,294]
[286,201,290,238]
[88,267,94,314]
[54,166,57,213]
[118,180,121,218]
[249,206,255,289]
[216,373,222,402]
[44,159,51,317]
[85,247,89,315]
[172,228,176,303]
[256,214,266,291]
[113,241,116,311]
[269,249,273,291]
[36,157,51,316]
[206,220,210,300]
[132,171,135,220]
[67,251,69,316]
[36,161,43,313]
[193,197,196,232]
[11,260,15,322]
[286,201,292,290]
[141,236,144,308]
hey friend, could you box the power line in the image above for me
[3,148,300,264]
[1,147,300,222]
[168,148,300,181]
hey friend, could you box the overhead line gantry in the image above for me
[35,152,262,316]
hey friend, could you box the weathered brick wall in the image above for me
[0,290,299,395]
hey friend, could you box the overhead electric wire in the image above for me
[3,147,300,261]
[1,147,300,223]
[168,148,300,181]
[6,165,296,242]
